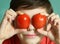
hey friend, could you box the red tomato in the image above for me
[16,14,30,29]
[32,13,47,29]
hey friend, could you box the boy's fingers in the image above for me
[9,9,17,16]
[7,10,17,19]
[47,31,55,41]
[51,15,59,21]
[14,29,27,34]
[46,23,51,31]
[48,13,55,19]
[16,11,24,15]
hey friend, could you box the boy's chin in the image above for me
[24,37,40,44]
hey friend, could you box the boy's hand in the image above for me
[47,13,60,44]
[0,9,20,40]
[37,13,60,44]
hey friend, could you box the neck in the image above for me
[20,40,40,44]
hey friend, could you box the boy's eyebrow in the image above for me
[20,5,29,8]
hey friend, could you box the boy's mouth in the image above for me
[24,34,37,38]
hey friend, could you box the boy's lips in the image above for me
[24,34,37,38]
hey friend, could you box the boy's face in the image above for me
[17,7,49,44]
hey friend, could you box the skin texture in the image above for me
[0,7,60,44]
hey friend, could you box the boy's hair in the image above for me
[10,0,53,14]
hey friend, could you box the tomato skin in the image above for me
[32,13,47,29]
[16,14,30,29]
[14,13,47,29]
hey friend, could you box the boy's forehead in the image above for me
[18,7,49,18]
[21,7,46,13]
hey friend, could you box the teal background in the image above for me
[0,0,60,23]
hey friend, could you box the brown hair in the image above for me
[10,0,53,14]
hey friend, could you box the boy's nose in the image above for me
[28,24,35,31]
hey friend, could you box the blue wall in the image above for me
[0,0,60,23]
[0,0,10,23]
[49,0,60,15]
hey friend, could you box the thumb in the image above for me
[46,23,51,31]
[37,29,47,36]
[13,29,20,35]
[46,23,55,41]
[37,23,51,36]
